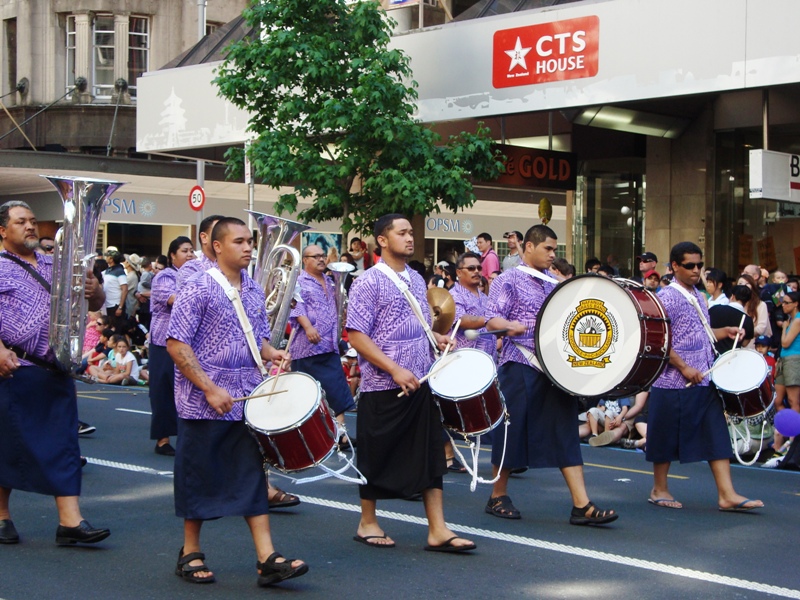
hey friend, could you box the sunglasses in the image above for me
[679,262,704,271]
[782,300,797,306]
[459,265,480,272]
[41,246,54,251]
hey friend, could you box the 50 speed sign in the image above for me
[189,185,205,212]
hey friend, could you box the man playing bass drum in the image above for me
[484,224,618,526]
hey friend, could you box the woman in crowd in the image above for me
[704,268,729,308]
[148,236,195,456]
[737,273,771,348]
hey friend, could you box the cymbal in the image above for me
[427,287,456,334]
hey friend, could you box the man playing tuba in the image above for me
[0,200,110,546]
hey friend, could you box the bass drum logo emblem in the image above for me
[563,299,619,368]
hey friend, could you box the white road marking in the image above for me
[115,408,152,415]
[85,459,800,599]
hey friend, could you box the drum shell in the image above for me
[244,374,338,473]
[717,378,774,422]
[535,274,671,398]
[428,349,506,436]
[711,348,774,422]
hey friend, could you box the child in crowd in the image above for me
[88,334,140,385]
[587,397,631,445]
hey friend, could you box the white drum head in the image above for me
[711,349,769,393]
[244,372,320,433]
[429,348,495,400]
[536,276,652,396]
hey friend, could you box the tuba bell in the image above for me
[326,261,355,346]
[247,211,312,348]
[43,175,125,372]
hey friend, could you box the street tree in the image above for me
[214,0,504,244]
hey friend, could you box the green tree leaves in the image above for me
[215,0,504,240]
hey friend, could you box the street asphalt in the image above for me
[0,381,798,600]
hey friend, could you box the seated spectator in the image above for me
[551,257,575,280]
[79,322,113,374]
[597,264,616,278]
[88,334,140,385]
[587,397,631,445]
[579,391,647,448]
[342,347,361,398]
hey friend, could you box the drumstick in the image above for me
[730,314,747,352]
[232,389,288,403]
[441,318,461,361]
[396,353,461,397]
[269,327,298,394]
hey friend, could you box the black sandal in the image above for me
[175,547,216,584]
[257,551,309,587]
[569,502,618,526]
[485,495,521,519]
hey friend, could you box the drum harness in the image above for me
[207,268,366,485]
[668,281,770,465]
[375,262,511,492]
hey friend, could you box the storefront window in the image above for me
[574,159,645,277]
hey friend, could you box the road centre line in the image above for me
[87,457,794,598]
[115,408,152,415]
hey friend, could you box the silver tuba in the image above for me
[247,211,311,348]
[44,175,125,372]
[326,262,355,347]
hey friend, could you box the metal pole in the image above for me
[196,0,207,229]
[762,89,769,150]
[197,0,207,40]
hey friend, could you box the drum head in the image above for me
[535,274,650,397]
[429,348,495,400]
[711,349,769,393]
[244,372,321,433]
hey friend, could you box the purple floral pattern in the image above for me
[168,270,270,420]
[449,282,495,357]
[289,270,338,359]
[486,268,557,367]
[346,264,435,392]
[149,266,177,346]
[176,253,215,291]
[652,285,715,389]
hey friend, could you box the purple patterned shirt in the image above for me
[652,285,715,389]
[167,269,271,420]
[149,266,178,347]
[346,263,434,392]
[176,253,215,291]
[486,267,557,367]
[290,270,338,359]
[0,251,54,365]
[449,282,495,357]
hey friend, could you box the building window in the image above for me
[128,16,149,98]
[92,15,115,99]
[65,14,149,101]
[65,16,75,93]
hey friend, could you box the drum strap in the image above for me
[206,268,269,377]
[515,264,560,284]
[374,262,440,354]
[668,282,719,353]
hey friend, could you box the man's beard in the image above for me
[24,238,41,251]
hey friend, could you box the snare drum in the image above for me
[535,274,671,398]
[428,348,506,436]
[710,348,774,421]
[244,372,338,473]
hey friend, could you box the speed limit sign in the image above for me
[189,185,205,212]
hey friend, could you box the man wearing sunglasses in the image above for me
[290,245,356,453]
[645,241,763,513]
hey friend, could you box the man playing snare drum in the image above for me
[346,213,476,553]
[167,217,307,587]
[484,224,618,525]
[645,241,763,512]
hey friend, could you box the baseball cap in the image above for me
[638,251,658,262]
[436,261,449,268]
[345,348,358,358]
[754,335,772,346]
[644,269,660,279]
[104,246,119,255]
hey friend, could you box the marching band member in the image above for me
[346,214,476,553]
[175,214,223,290]
[484,224,618,525]
[290,244,356,449]
[167,217,307,586]
[0,201,110,545]
[645,241,763,512]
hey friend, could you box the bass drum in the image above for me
[244,372,338,473]
[535,274,671,398]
